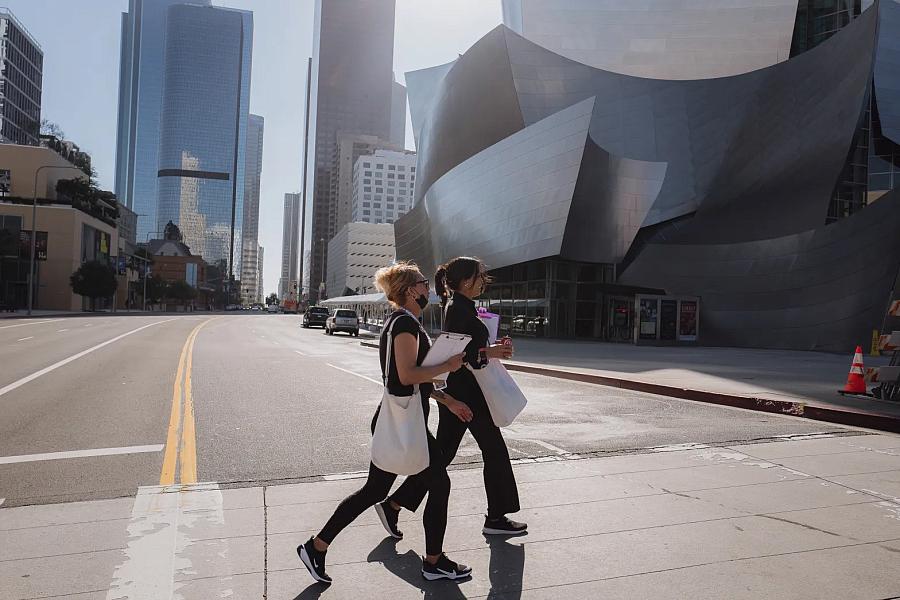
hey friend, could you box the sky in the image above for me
[5,0,503,297]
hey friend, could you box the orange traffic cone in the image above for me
[838,345,868,395]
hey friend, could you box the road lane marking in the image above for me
[0,318,66,330]
[57,328,69,332]
[293,349,309,357]
[16,337,33,342]
[179,322,203,485]
[326,363,381,385]
[160,318,216,486]
[0,444,163,465]
[0,319,177,398]
[107,483,232,599]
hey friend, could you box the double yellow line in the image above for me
[160,318,216,485]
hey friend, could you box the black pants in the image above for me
[390,392,520,519]
[317,430,450,556]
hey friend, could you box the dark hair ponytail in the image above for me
[434,256,487,308]
[435,266,450,308]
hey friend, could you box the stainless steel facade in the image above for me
[156,4,252,277]
[500,0,798,80]
[115,0,212,243]
[397,2,900,350]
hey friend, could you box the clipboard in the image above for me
[422,331,471,372]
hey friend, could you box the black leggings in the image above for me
[317,430,450,556]
[390,392,520,519]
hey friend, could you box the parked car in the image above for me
[302,306,330,328]
[325,309,360,336]
[267,304,280,313]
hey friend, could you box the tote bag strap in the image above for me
[382,313,420,389]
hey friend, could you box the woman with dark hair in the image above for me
[375,257,527,539]
[297,261,472,585]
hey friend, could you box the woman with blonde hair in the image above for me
[297,261,473,584]
[379,256,525,538]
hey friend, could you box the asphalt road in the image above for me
[0,314,850,507]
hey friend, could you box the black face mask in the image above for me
[415,293,429,310]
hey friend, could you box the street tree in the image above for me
[145,274,167,308]
[70,260,117,311]
[266,293,279,306]
[166,280,197,308]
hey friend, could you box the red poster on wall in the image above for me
[679,300,697,342]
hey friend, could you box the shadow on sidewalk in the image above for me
[366,537,471,599]
[484,535,525,600]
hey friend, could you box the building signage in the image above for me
[0,169,10,197]
[19,230,48,261]
[639,298,658,340]
[678,300,698,342]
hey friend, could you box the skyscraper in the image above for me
[0,8,42,146]
[279,192,301,301]
[115,0,212,242]
[241,114,264,305]
[303,0,401,303]
[156,4,252,277]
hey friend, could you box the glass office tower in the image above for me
[115,0,212,243]
[156,4,252,277]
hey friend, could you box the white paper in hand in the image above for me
[422,332,471,374]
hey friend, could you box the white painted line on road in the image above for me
[57,328,69,332]
[293,349,309,357]
[0,318,65,330]
[16,337,33,342]
[0,444,164,465]
[525,439,570,456]
[326,363,381,386]
[0,319,177,398]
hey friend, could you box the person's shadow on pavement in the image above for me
[367,537,472,600]
[485,535,525,600]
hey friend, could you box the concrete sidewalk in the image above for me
[3,431,900,599]
[503,339,900,432]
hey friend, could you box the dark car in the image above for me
[302,306,330,328]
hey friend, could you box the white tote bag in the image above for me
[468,359,528,427]
[370,315,430,475]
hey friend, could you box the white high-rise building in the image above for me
[241,114,264,305]
[326,222,395,298]
[351,149,417,225]
[0,8,42,146]
[279,192,301,300]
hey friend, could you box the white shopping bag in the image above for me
[477,309,500,344]
[369,314,430,475]
[468,359,527,427]
[370,386,429,475]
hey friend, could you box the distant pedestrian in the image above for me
[380,256,527,539]
[297,261,472,585]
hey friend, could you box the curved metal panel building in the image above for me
[398,1,900,350]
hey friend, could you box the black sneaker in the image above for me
[482,515,528,535]
[375,500,403,539]
[297,537,332,584]
[421,554,473,581]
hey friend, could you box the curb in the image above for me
[356,340,900,433]
[503,363,900,434]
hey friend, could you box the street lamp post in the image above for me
[27,164,86,315]
[140,231,163,311]
[319,237,325,301]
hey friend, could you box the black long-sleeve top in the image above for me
[443,293,489,405]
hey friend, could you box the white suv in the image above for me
[325,309,360,337]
